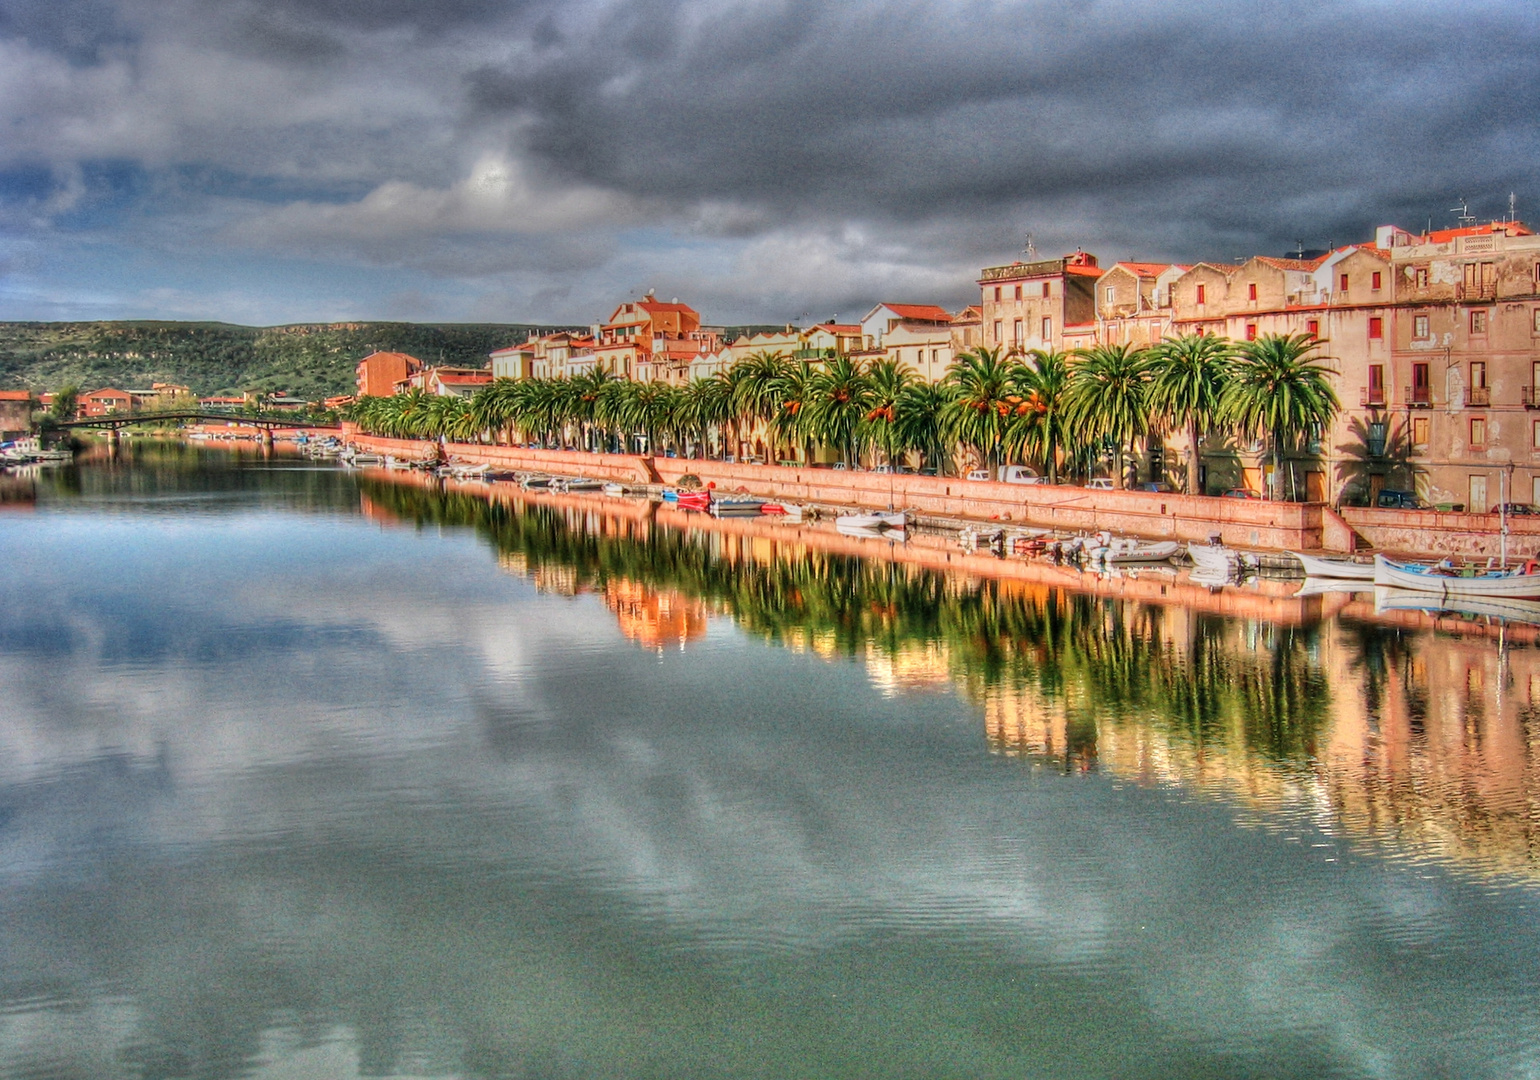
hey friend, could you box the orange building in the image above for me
[0,390,33,438]
[594,295,718,384]
[77,388,135,417]
[355,351,422,398]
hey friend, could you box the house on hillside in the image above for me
[78,388,135,418]
[356,351,423,398]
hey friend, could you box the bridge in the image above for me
[58,411,341,431]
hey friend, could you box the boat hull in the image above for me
[837,511,907,530]
[1373,554,1540,598]
[1292,552,1375,580]
[1186,544,1235,575]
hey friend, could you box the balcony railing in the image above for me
[1406,386,1432,408]
[1465,386,1491,407]
[1360,387,1386,407]
[1455,283,1497,301]
[1524,386,1540,409]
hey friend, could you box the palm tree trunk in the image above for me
[1113,445,1125,490]
[1187,419,1201,496]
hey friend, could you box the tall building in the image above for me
[977,252,1101,354]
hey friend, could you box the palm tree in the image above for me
[860,358,917,469]
[1220,332,1339,501]
[769,362,816,464]
[1009,349,1072,483]
[803,357,872,467]
[940,345,1019,473]
[734,351,792,458]
[1065,343,1152,489]
[895,380,952,475]
[1147,333,1235,495]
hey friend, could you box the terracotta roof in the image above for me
[880,303,951,322]
[817,323,862,334]
[1110,262,1171,278]
[1425,221,1532,244]
[434,372,492,385]
[82,388,132,398]
[1064,265,1103,277]
[950,306,981,323]
[0,390,31,400]
[637,300,698,315]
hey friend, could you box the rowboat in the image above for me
[837,510,907,530]
[557,477,605,492]
[1374,554,1540,599]
[1291,552,1375,580]
[1372,585,1540,624]
[1099,539,1180,564]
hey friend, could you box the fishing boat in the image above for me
[1291,552,1375,580]
[837,510,907,530]
[1372,585,1540,624]
[1373,554,1540,599]
[710,497,765,518]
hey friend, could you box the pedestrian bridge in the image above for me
[59,412,340,431]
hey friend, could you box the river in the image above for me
[1,442,1537,1079]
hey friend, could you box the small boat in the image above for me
[1186,543,1256,576]
[659,488,680,502]
[347,453,384,466]
[1374,554,1540,599]
[1372,585,1540,624]
[837,519,905,540]
[711,498,765,517]
[838,510,907,530]
[1100,539,1181,564]
[674,491,711,511]
[603,482,629,497]
[562,477,605,491]
[520,474,554,489]
[1291,552,1375,580]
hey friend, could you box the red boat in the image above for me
[674,491,711,511]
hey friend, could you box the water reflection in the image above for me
[5,451,1540,1079]
[359,475,1540,883]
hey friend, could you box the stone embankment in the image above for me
[340,426,1536,559]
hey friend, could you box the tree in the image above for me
[803,357,872,467]
[860,358,917,469]
[1009,349,1072,483]
[940,345,1019,473]
[1065,344,1152,490]
[768,362,816,464]
[49,386,79,423]
[1146,333,1234,495]
[1220,333,1339,501]
[894,380,952,475]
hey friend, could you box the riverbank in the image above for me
[341,426,1535,559]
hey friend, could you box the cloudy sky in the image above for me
[1,0,1536,326]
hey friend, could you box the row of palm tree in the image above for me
[349,332,1339,498]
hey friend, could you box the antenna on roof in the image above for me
[1023,233,1037,260]
[1510,192,1517,223]
[1294,239,1305,259]
[1451,198,1476,226]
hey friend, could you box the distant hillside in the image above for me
[0,321,566,399]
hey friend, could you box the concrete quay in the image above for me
[340,426,1537,560]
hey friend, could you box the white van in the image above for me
[1085,477,1114,490]
[999,465,1046,485]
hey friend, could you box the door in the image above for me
[1470,475,1488,514]
[1306,471,1326,503]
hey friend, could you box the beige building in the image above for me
[977,252,1101,355]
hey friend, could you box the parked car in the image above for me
[998,465,1047,485]
[1085,478,1114,490]
[1491,502,1540,515]
[965,469,993,481]
[1137,481,1173,493]
[1376,489,1430,510]
[1222,488,1263,499]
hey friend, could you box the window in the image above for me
[1471,309,1488,334]
[1471,417,1487,447]
[1471,361,1486,389]
[1013,319,1023,344]
[1533,419,1540,450]
[1470,475,1488,511]
[1372,271,1382,290]
[1412,362,1431,405]
[1368,364,1384,398]
[1415,267,1428,288]
[1369,316,1383,339]
[1340,273,1349,291]
[1245,323,1258,341]
[993,320,1002,343]
[1041,317,1052,339]
[994,287,1001,302]
[1196,284,1206,305]
[1105,286,1115,304]
[1415,314,1429,338]
[1413,416,1429,446]
[1248,283,1257,301]
[1307,319,1320,337]
[1533,308,1540,334]
[931,349,940,365]
[1014,284,1022,300]
[1042,282,1050,298]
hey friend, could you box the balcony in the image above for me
[1455,282,1497,302]
[1406,385,1432,408]
[1359,387,1386,407]
[1524,386,1540,409]
[1465,386,1491,407]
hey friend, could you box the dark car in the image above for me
[1491,502,1540,515]
[1222,488,1262,499]
[1376,489,1430,510]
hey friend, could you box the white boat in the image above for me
[347,453,384,465]
[711,497,765,517]
[603,482,629,497]
[1372,585,1540,624]
[837,510,907,530]
[1291,552,1375,580]
[562,477,605,491]
[837,519,905,540]
[1374,554,1540,599]
[1101,539,1180,564]
[1186,543,1236,576]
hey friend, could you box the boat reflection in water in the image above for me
[364,475,1540,885]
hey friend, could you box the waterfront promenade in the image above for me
[341,426,1537,559]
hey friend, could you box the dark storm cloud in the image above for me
[467,0,1540,256]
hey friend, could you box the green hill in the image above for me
[0,321,567,399]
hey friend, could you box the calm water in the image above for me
[2,443,1539,1079]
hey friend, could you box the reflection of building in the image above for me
[603,579,709,652]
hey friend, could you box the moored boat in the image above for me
[674,491,711,511]
[1186,543,1236,576]
[837,510,907,530]
[603,482,629,497]
[1101,539,1180,564]
[1373,554,1540,599]
[710,498,764,517]
[1291,552,1375,580]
